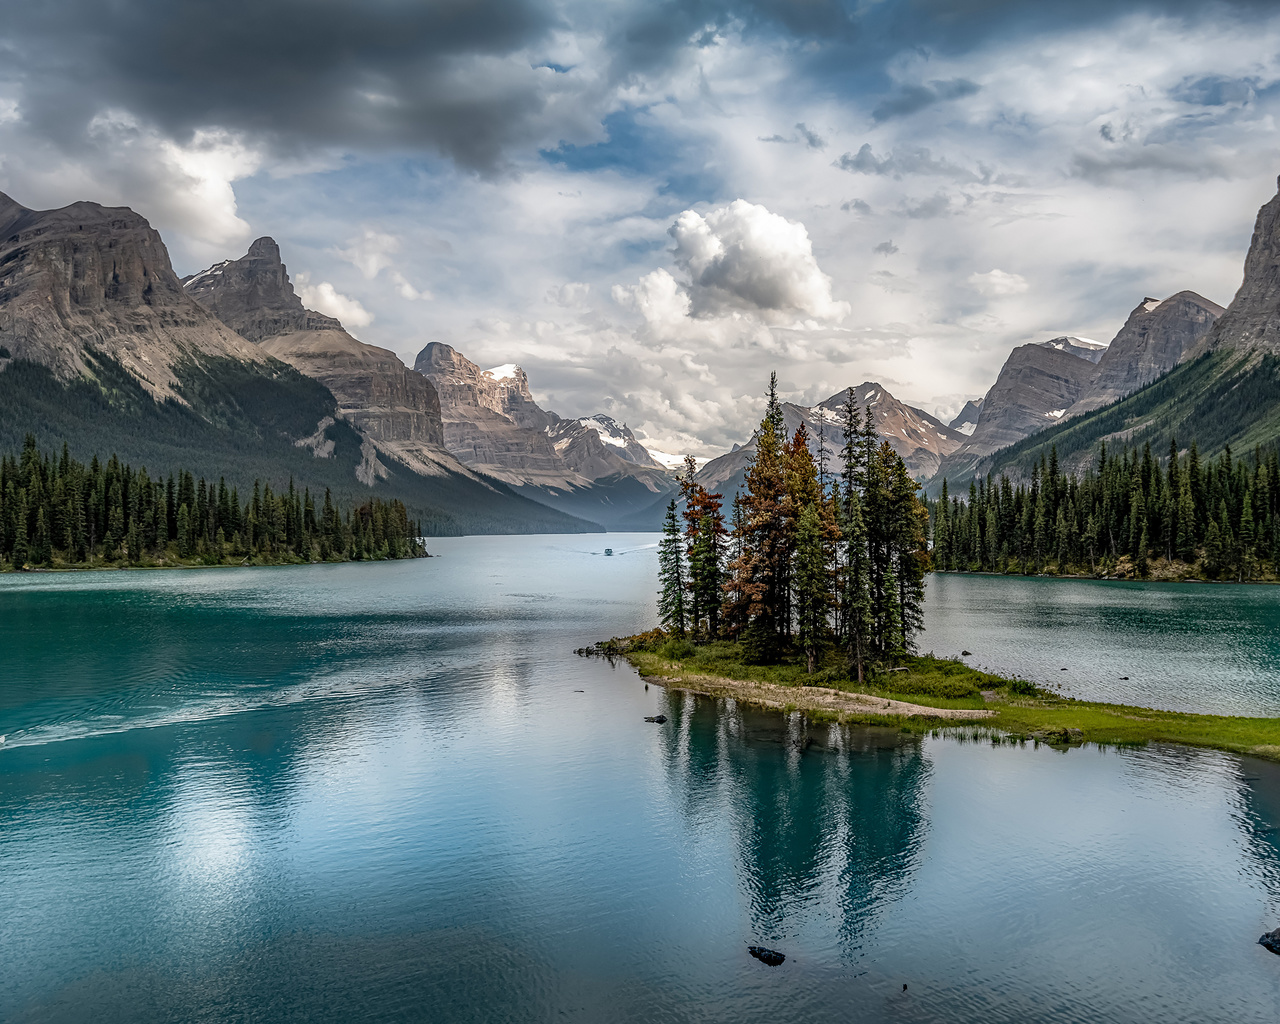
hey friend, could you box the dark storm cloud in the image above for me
[3,0,565,173]
[2,0,1276,177]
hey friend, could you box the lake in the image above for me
[2,536,1280,1022]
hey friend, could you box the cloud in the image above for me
[550,281,592,306]
[968,269,1029,296]
[795,122,826,150]
[899,192,958,218]
[669,199,850,321]
[1171,74,1256,106]
[338,229,431,300]
[295,274,374,328]
[874,240,899,255]
[3,0,590,177]
[835,143,977,181]
[757,123,825,149]
[872,79,981,122]
[8,0,1280,458]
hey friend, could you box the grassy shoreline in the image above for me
[588,633,1280,762]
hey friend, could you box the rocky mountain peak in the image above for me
[1065,290,1224,416]
[414,343,551,429]
[0,191,259,396]
[247,236,282,261]
[1200,180,1280,356]
[1036,336,1106,363]
[183,237,341,343]
[949,398,984,435]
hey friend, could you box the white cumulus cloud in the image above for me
[670,200,850,322]
[295,273,374,328]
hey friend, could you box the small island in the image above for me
[582,632,1280,762]
[584,380,1280,763]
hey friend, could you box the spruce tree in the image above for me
[657,499,688,637]
[793,502,832,673]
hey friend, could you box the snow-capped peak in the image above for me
[579,415,628,448]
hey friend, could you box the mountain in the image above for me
[1064,292,1223,416]
[568,415,664,469]
[949,399,983,435]
[414,342,674,527]
[183,238,472,484]
[0,192,593,535]
[690,382,965,503]
[0,191,264,396]
[931,339,1103,482]
[1200,180,1280,357]
[953,178,1280,485]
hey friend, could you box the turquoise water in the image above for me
[924,573,1280,715]
[2,538,1280,1022]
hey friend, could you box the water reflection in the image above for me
[7,540,1280,1022]
[655,689,928,959]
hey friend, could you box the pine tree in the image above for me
[657,499,688,636]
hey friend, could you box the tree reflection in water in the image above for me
[652,687,930,961]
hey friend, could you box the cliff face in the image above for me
[414,342,673,499]
[414,342,575,486]
[0,191,262,398]
[185,239,445,451]
[957,340,1101,458]
[1203,178,1280,356]
[1066,292,1223,415]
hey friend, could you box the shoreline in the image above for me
[0,552,430,575]
[932,569,1280,587]
[619,648,1280,762]
[641,670,995,721]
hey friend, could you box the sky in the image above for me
[4,0,1280,457]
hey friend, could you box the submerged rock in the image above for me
[1260,928,1280,955]
[644,715,668,724]
[748,946,786,966]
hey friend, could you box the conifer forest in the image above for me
[659,376,930,678]
[932,439,1280,581]
[0,436,427,569]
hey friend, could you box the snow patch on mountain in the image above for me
[485,363,519,381]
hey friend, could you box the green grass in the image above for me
[608,636,1280,761]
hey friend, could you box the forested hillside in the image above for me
[0,353,597,536]
[1,436,426,569]
[933,436,1280,581]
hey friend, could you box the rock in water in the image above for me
[748,946,785,966]
[1260,928,1280,955]
[644,715,667,724]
